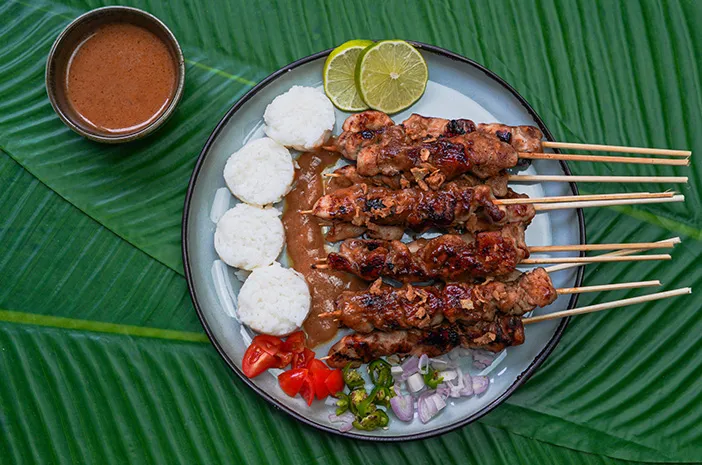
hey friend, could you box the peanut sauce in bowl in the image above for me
[282,151,365,348]
[46,6,185,143]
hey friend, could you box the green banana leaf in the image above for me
[1,0,700,463]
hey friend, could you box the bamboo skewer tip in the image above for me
[524,287,692,325]
[542,140,692,157]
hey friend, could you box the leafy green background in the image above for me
[0,0,700,463]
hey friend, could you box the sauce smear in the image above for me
[66,22,177,134]
[282,152,365,347]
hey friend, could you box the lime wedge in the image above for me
[323,40,374,111]
[355,40,428,114]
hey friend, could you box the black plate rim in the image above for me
[182,42,586,442]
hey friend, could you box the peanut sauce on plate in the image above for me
[65,23,177,134]
[282,151,365,348]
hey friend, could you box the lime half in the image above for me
[355,40,428,114]
[323,40,374,111]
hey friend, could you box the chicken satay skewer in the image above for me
[312,228,678,282]
[314,239,677,262]
[322,279,662,322]
[299,193,684,214]
[327,170,690,185]
[313,254,671,270]
[336,112,691,179]
[323,287,691,367]
[299,188,684,216]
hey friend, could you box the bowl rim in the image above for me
[181,42,586,441]
[45,5,186,144]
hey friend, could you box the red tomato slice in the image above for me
[324,369,344,396]
[282,331,306,353]
[252,335,284,356]
[308,359,333,399]
[242,343,278,378]
[298,376,315,406]
[274,351,293,369]
[278,368,308,397]
[292,348,315,369]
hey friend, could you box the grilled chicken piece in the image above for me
[311,181,535,234]
[335,111,397,160]
[329,268,556,333]
[354,131,518,180]
[402,114,476,141]
[326,224,529,282]
[477,123,544,153]
[326,316,525,368]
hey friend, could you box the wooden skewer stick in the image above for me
[496,192,673,205]
[299,210,314,214]
[523,287,692,324]
[556,280,660,294]
[518,152,689,166]
[521,254,670,265]
[323,173,342,178]
[544,237,680,273]
[509,174,688,184]
[533,195,684,211]
[529,241,676,252]
[542,141,691,157]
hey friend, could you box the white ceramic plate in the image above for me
[183,43,585,440]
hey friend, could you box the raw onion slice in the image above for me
[472,350,497,370]
[417,390,446,424]
[418,354,430,374]
[406,372,425,393]
[459,373,474,397]
[390,394,414,422]
[329,411,355,432]
[472,375,489,395]
[399,356,419,380]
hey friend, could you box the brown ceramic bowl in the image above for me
[45,6,185,143]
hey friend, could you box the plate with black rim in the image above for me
[182,42,585,441]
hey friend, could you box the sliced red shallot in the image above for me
[400,356,419,381]
[459,373,474,396]
[472,375,489,395]
[329,411,355,432]
[472,350,497,370]
[417,390,446,424]
[390,394,414,422]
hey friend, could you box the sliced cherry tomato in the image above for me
[274,351,293,369]
[282,331,306,353]
[308,359,333,399]
[298,376,315,406]
[252,335,284,356]
[324,369,344,396]
[292,347,315,369]
[278,368,309,397]
[242,343,278,378]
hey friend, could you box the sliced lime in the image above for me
[355,40,428,114]
[323,40,374,111]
